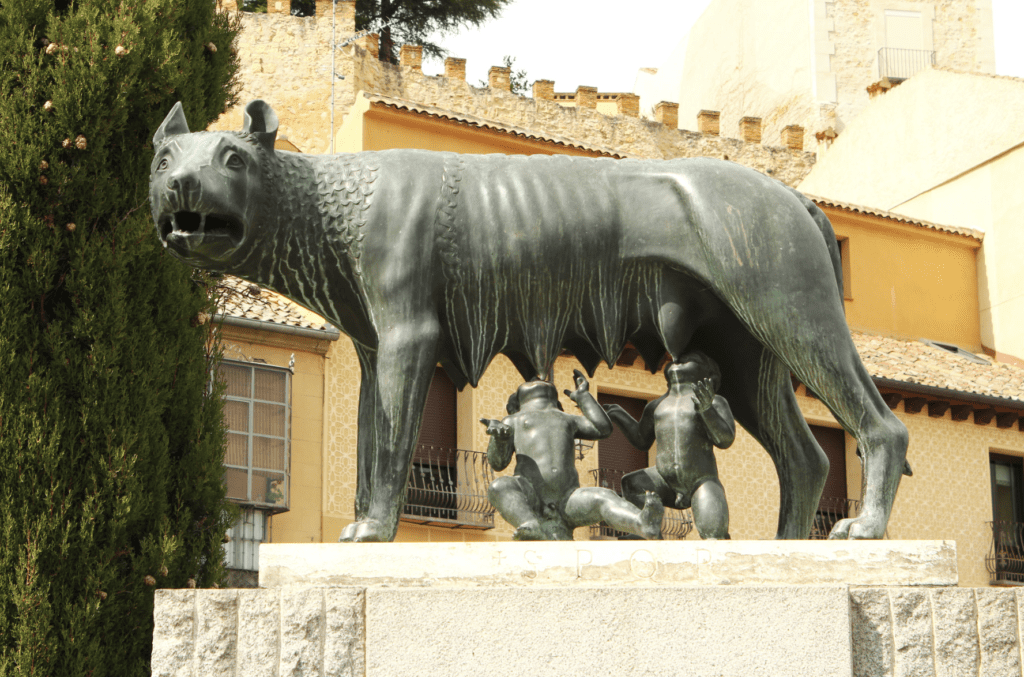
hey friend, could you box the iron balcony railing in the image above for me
[878,47,935,82]
[809,496,865,540]
[402,445,495,529]
[986,521,1024,584]
[588,468,694,540]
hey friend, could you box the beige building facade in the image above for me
[799,67,1024,364]
[635,0,995,151]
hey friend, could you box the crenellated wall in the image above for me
[210,2,817,187]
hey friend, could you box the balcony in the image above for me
[986,521,1024,584]
[809,496,864,540]
[402,445,495,529]
[878,47,935,82]
[588,468,694,540]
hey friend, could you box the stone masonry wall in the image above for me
[212,6,816,186]
[829,0,995,133]
[152,585,1024,677]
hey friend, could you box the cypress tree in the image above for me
[0,1,240,675]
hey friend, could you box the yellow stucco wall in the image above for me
[825,207,982,351]
[220,328,329,546]
[894,146,1024,361]
[360,106,604,157]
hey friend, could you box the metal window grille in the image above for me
[223,508,269,571]
[987,521,1024,584]
[219,360,291,512]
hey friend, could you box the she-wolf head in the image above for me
[149,100,279,271]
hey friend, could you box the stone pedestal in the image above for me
[152,540,1024,677]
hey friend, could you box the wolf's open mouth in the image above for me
[160,211,244,245]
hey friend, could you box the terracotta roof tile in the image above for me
[364,93,628,158]
[807,195,984,241]
[854,332,1024,404]
[215,276,332,332]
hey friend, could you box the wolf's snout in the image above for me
[166,169,201,208]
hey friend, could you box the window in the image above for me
[837,237,852,300]
[810,425,849,539]
[988,454,1024,583]
[991,454,1024,524]
[401,367,495,528]
[405,367,458,521]
[223,507,268,572]
[885,9,923,50]
[219,360,291,512]
[595,393,649,494]
[879,9,934,81]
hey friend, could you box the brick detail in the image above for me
[399,44,422,71]
[444,58,466,81]
[338,0,355,31]
[575,86,597,109]
[654,101,679,129]
[488,66,510,91]
[267,0,288,14]
[617,93,639,118]
[740,116,762,144]
[319,0,355,31]
[698,110,720,135]
[357,33,378,60]
[782,125,804,151]
[532,80,555,100]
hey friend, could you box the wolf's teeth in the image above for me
[200,213,206,234]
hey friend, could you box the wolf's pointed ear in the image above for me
[242,100,279,153]
[153,102,190,146]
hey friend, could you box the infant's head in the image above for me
[665,351,721,390]
[511,379,562,411]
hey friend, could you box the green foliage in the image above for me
[356,0,511,63]
[0,0,240,675]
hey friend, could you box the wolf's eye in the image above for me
[225,152,245,170]
[157,158,169,171]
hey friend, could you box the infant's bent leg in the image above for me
[691,478,730,539]
[621,467,676,509]
[565,487,663,540]
[488,476,545,540]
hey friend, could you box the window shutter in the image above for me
[414,366,457,460]
[810,425,847,502]
[885,10,923,50]
[596,393,649,493]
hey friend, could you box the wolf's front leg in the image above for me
[339,344,378,542]
[347,316,440,542]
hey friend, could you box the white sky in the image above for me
[424,0,1024,94]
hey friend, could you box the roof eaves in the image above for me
[215,314,341,341]
[364,93,630,159]
[807,194,984,242]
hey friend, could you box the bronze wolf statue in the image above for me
[149,99,908,542]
